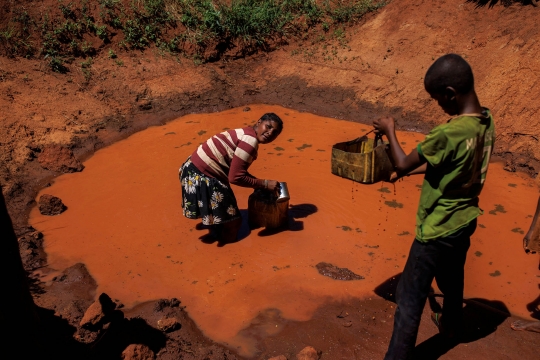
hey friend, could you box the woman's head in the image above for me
[253,113,283,144]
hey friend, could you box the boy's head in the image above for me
[424,54,475,115]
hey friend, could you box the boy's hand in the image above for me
[389,171,400,183]
[373,116,396,136]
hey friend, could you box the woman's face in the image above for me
[255,120,281,144]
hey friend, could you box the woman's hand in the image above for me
[266,180,280,192]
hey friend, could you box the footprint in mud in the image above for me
[272,265,290,271]
[478,223,486,228]
[274,146,285,151]
[511,227,524,234]
[397,231,410,236]
[489,204,507,215]
[337,225,352,231]
[508,183,517,188]
[475,251,483,257]
[315,262,364,281]
[198,130,207,136]
[489,270,501,277]
[165,132,176,135]
[316,149,325,152]
[415,185,422,189]
[287,138,294,142]
[378,187,391,194]
[401,142,407,145]
[222,127,230,130]
[355,228,362,233]
[296,143,312,151]
[384,200,403,209]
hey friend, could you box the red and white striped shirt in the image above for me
[191,127,264,188]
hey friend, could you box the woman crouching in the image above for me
[180,113,283,243]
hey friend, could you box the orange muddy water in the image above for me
[30,105,539,357]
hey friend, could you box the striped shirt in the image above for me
[191,127,264,188]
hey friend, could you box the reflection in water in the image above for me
[29,105,540,357]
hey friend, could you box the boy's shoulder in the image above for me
[431,110,493,137]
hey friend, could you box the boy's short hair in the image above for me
[260,113,284,131]
[424,54,474,95]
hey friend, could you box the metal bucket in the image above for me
[276,182,290,203]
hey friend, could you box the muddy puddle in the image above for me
[29,105,539,357]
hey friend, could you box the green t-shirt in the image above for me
[416,109,495,241]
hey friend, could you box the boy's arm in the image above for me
[373,116,426,177]
[524,195,540,253]
[389,163,427,182]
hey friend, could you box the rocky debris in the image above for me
[80,293,117,330]
[138,101,153,111]
[121,344,155,360]
[269,356,287,360]
[315,262,364,281]
[37,144,84,173]
[153,298,181,312]
[38,194,67,215]
[296,346,320,360]
[243,106,251,112]
[156,317,180,333]
[17,227,45,271]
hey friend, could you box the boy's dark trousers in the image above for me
[384,219,477,360]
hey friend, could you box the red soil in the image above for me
[1,0,540,358]
[30,105,539,358]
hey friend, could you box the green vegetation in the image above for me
[0,0,386,72]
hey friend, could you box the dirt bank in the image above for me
[1,0,540,358]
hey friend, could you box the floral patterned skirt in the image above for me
[179,157,241,225]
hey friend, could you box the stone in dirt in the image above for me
[38,144,84,173]
[296,346,320,360]
[38,194,67,215]
[80,292,117,330]
[17,227,45,271]
[153,298,181,312]
[122,344,155,360]
[157,317,180,332]
[315,262,364,281]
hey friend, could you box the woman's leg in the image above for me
[220,218,242,243]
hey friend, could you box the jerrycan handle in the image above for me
[346,129,376,146]
[374,132,384,147]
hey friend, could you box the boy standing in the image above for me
[373,54,495,360]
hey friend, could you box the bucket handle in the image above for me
[346,129,384,147]
[345,129,374,145]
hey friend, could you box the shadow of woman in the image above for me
[197,204,318,245]
[256,203,318,237]
[197,209,251,247]
[374,273,510,360]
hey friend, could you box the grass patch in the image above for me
[1,0,386,71]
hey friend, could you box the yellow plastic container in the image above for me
[331,133,394,184]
